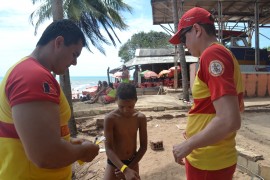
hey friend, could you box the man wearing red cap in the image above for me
[170,7,244,179]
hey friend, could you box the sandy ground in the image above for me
[72,95,270,180]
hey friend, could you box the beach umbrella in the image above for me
[169,66,181,72]
[140,70,149,76]
[168,66,181,78]
[112,71,122,78]
[143,70,158,79]
[82,86,98,96]
[158,69,170,78]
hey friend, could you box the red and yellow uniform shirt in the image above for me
[187,43,244,170]
[0,57,71,179]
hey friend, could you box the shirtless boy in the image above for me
[104,83,147,180]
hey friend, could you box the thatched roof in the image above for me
[109,48,198,73]
[127,55,197,67]
[134,48,175,57]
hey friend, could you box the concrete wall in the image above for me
[242,73,270,97]
[189,63,197,91]
[136,87,160,96]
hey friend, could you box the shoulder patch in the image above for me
[43,82,57,95]
[209,60,224,77]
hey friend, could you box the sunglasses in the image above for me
[180,26,193,44]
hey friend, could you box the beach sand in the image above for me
[72,93,270,180]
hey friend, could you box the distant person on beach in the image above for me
[86,81,108,104]
[114,79,120,89]
[169,7,244,179]
[104,83,147,180]
[97,80,102,91]
[133,65,139,87]
[100,82,116,104]
[0,20,99,179]
[121,65,130,83]
[85,80,102,101]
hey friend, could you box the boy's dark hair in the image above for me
[37,19,86,47]
[116,83,137,100]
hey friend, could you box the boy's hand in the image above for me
[115,169,125,179]
[115,168,140,180]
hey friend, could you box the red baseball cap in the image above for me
[169,7,214,45]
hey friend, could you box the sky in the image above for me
[0,1,269,77]
[0,0,164,77]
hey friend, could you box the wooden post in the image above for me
[107,67,110,84]
[172,0,178,89]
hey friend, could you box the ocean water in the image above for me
[0,76,110,91]
[69,76,109,91]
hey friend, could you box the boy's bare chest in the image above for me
[115,118,138,135]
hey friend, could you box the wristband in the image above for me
[78,160,84,165]
[120,164,128,173]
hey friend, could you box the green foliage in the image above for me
[118,31,173,63]
[30,0,132,54]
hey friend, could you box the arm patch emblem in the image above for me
[209,60,224,77]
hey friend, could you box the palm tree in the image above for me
[172,0,189,101]
[30,0,132,54]
[29,0,132,137]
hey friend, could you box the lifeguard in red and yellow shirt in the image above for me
[170,7,244,180]
[0,20,99,180]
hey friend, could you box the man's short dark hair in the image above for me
[199,16,216,36]
[116,83,137,101]
[37,19,86,47]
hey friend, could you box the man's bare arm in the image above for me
[187,95,241,148]
[12,101,99,168]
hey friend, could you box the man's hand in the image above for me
[80,141,99,162]
[71,138,99,162]
[70,138,89,144]
[172,141,193,165]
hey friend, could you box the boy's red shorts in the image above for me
[185,159,236,180]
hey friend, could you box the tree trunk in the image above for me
[172,0,189,101]
[107,67,110,84]
[178,45,189,101]
[52,0,77,137]
[52,0,63,21]
[59,70,77,137]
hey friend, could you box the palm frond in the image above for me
[29,0,132,54]
[29,2,52,35]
